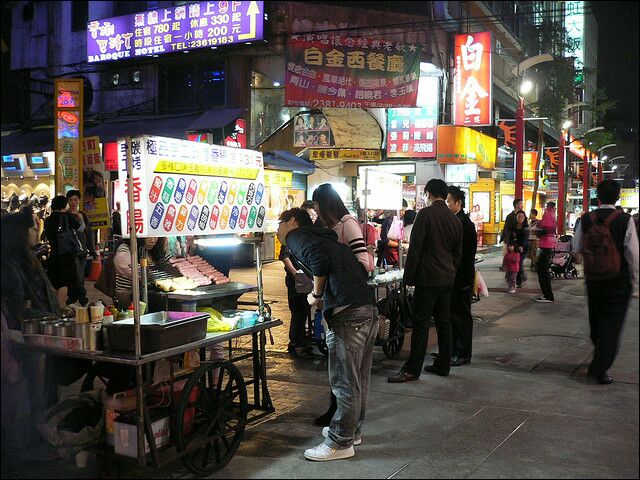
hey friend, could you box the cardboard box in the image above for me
[114,415,170,458]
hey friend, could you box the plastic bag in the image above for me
[387,216,404,241]
[476,270,489,297]
[38,389,104,457]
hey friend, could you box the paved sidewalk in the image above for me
[6,251,638,478]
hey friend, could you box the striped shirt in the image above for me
[333,214,373,273]
[114,243,170,292]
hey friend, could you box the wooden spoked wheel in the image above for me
[174,361,248,476]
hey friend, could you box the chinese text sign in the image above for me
[285,34,420,108]
[453,32,492,126]
[87,1,264,63]
[55,79,83,194]
[387,107,437,158]
[117,136,266,237]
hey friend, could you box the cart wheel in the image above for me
[382,297,405,359]
[174,361,248,477]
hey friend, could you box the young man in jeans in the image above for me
[277,208,377,462]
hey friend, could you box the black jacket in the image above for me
[454,210,478,289]
[404,200,462,287]
[285,226,375,317]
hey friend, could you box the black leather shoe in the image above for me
[387,371,419,383]
[450,356,471,367]
[595,374,614,385]
[587,369,614,385]
[424,364,449,377]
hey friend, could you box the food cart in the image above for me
[14,136,282,476]
[360,168,413,359]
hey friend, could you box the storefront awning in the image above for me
[188,108,245,131]
[262,150,315,174]
[1,127,55,156]
[1,108,245,155]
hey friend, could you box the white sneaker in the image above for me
[304,442,355,461]
[322,426,362,446]
[508,288,516,294]
[535,297,553,303]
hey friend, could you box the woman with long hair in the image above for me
[113,237,169,307]
[2,208,62,461]
[311,184,374,427]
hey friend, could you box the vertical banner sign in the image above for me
[285,34,421,108]
[82,136,110,229]
[387,108,438,158]
[453,32,492,126]
[117,136,266,237]
[54,79,84,194]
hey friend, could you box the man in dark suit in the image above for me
[387,179,462,382]
[446,186,477,366]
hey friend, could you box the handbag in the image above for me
[57,213,84,256]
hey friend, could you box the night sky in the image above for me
[590,1,639,131]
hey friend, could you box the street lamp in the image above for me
[512,54,555,201]
[597,144,616,182]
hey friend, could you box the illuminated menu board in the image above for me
[87,1,264,63]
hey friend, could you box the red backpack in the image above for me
[581,210,623,281]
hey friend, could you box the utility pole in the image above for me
[515,97,525,199]
[558,130,566,235]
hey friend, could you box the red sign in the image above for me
[453,32,492,126]
[104,142,119,171]
[285,34,420,108]
[225,119,247,149]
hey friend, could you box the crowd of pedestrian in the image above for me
[275,178,638,462]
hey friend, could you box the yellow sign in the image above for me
[310,149,382,162]
[620,188,639,209]
[155,160,259,180]
[264,169,293,188]
[436,126,496,169]
[54,79,83,194]
[523,151,538,181]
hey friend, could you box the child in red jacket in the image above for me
[503,243,520,293]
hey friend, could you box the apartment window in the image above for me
[158,61,226,113]
[72,1,88,32]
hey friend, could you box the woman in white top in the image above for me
[310,183,374,427]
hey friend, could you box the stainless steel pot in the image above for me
[23,319,40,334]
[42,321,57,336]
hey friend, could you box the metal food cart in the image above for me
[15,136,281,476]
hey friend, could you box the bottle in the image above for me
[127,303,135,318]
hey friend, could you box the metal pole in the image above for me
[255,237,265,318]
[598,155,603,184]
[363,169,369,248]
[582,150,590,213]
[515,97,525,199]
[124,136,145,465]
[557,131,566,235]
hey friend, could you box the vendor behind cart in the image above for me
[114,237,169,308]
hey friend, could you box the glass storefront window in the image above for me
[250,71,299,147]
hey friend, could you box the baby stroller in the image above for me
[550,235,579,279]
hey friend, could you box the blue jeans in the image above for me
[325,304,377,449]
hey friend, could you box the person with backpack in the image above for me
[573,180,639,385]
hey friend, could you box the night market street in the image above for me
[15,251,639,479]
